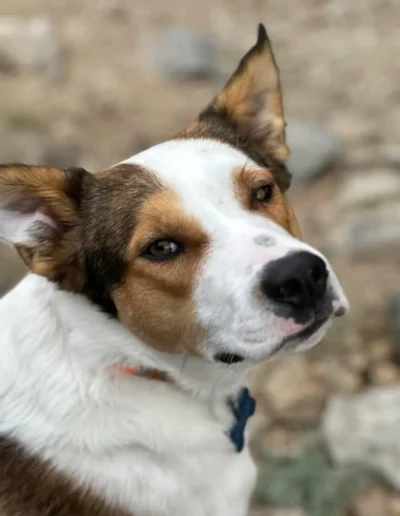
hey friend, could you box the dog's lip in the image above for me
[212,315,330,364]
[271,315,329,356]
[214,352,245,364]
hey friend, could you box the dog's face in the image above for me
[0,25,348,365]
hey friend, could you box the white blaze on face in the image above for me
[122,138,348,361]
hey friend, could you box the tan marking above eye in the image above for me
[232,166,301,238]
[232,166,276,210]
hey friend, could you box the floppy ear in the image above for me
[203,24,289,163]
[0,164,89,285]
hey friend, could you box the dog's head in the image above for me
[0,25,348,366]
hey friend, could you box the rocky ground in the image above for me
[0,1,399,515]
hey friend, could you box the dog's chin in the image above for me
[273,317,332,358]
[271,315,331,355]
[213,316,332,366]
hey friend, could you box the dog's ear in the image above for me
[0,164,90,284]
[203,24,289,163]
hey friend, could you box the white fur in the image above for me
[0,274,256,516]
[123,139,348,362]
[0,207,56,245]
[0,139,348,516]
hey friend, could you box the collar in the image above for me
[123,366,256,453]
[123,366,174,382]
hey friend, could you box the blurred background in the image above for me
[0,1,399,515]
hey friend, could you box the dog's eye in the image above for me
[142,239,183,261]
[254,184,274,203]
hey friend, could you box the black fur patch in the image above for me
[196,109,292,192]
[0,435,131,515]
[78,164,164,317]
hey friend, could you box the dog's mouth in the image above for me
[214,352,245,365]
[271,315,329,355]
[213,316,329,365]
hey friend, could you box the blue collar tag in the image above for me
[228,387,256,453]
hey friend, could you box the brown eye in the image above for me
[254,184,274,203]
[142,239,183,261]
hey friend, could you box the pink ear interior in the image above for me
[0,196,59,246]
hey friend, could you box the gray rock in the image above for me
[155,27,217,80]
[335,170,400,211]
[381,145,400,168]
[0,125,79,169]
[329,112,377,143]
[0,127,47,164]
[41,142,80,169]
[330,170,400,257]
[260,355,325,428]
[0,16,66,80]
[95,0,127,19]
[286,121,342,184]
[386,296,400,351]
[330,203,400,257]
[323,387,400,489]
[0,243,27,297]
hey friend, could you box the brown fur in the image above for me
[212,27,288,162]
[0,163,165,316]
[178,24,292,192]
[78,163,165,314]
[114,189,209,354]
[0,164,85,288]
[0,163,210,355]
[0,436,132,516]
[232,166,301,238]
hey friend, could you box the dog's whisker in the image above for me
[181,354,189,374]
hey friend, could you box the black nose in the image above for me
[261,251,328,310]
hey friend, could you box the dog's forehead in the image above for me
[121,139,263,225]
[125,139,257,193]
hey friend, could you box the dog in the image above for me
[0,24,348,516]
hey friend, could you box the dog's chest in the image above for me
[50,388,257,516]
[61,444,256,516]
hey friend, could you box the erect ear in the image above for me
[204,24,289,163]
[0,164,90,286]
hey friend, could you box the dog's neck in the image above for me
[0,275,252,453]
[0,273,259,497]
